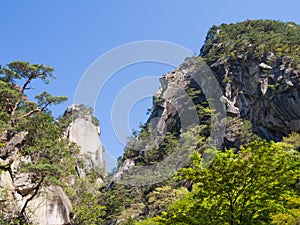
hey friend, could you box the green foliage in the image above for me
[154,140,300,225]
[146,185,188,217]
[201,20,300,64]
[0,60,67,128]
[271,195,300,224]
[99,184,142,221]
[135,217,162,225]
[2,61,55,83]
[123,127,180,165]
[63,104,100,127]
[17,112,79,185]
[283,131,300,151]
[35,91,67,112]
[122,217,135,225]
[66,178,105,225]
[0,61,84,222]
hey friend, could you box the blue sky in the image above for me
[1,0,300,170]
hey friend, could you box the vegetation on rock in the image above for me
[201,20,300,65]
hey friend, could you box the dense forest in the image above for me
[0,20,299,224]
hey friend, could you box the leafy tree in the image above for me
[66,178,105,225]
[156,140,300,225]
[99,184,143,222]
[0,61,74,222]
[134,217,161,225]
[271,195,300,224]
[0,61,66,128]
[146,185,188,217]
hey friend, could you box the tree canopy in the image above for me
[137,139,300,225]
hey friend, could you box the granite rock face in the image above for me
[0,105,105,224]
[65,104,105,170]
[25,185,73,225]
[67,118,104,169]
[210,55,300,141]
[0,132,73,225]
[144,53,300,150]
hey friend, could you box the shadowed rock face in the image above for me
[210,55,300,141]
[145,53,300,150]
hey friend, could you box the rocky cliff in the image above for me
[0,133,73,225]
[0,104,105,224]
[1,19,300,224]
[111,20,300,223]
[64,104,105,171]
[147,20,300,150]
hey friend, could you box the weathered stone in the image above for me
[145,54,300,147]
[26,185,73,225]
[67,118,104,169]
[212,56,300,140]
[0,131,27,166]
[220,96,240,116]
[260,78,268,95]
[11,154,36,196]
[75,165,86,178]
[0,171,14,191]
[286,79,294,86]
[259,62,272,70]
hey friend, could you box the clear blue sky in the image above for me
[1,0,300,170]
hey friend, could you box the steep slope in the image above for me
[202,20,300,142]
[64,104,105,171]
[148,20,300,148]
[109,20,300,224]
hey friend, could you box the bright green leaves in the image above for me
[156,140,300,225]
[66,178,106,225]
[147,185,188,217]
[271,195,300,224]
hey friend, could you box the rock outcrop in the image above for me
[64,104,105,171]
[211,55,300,142]
[0,104,106,224]
[146,24,300,149]
[0,132,73,225]
[25,185,73,225]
